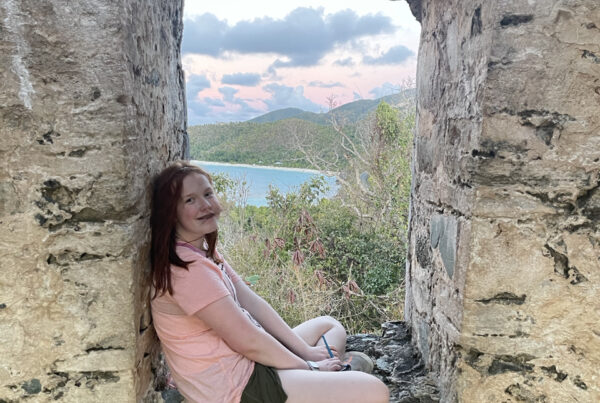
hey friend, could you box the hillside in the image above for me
[188,90,414,168]
[188,119,343,168]
[248,107,308,123]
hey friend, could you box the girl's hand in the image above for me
[317,357,344,372]
[304,345,339,361]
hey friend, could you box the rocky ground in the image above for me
[347,321,439,403]
[149,321,439,402]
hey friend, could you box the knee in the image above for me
[320,315,345,333]
[367,378,389,403]
[373,380,390,403]
[353,375,389,403]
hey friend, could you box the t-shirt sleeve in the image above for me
[170,257,231,316]
[221,259,242,283]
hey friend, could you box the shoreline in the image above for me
[192,160,338,176]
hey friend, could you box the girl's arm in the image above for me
[233,280,335,362]
[194,294,341,370]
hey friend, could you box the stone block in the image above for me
[429,214,457,279]
[0,0,185,401]
[405,0,600,401]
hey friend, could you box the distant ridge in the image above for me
[249,107,308,123]
[246,91,414,125]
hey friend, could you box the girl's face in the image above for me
[175,172,222,244]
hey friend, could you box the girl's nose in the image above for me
[198,197,210,209]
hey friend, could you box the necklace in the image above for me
[175,233,207,250]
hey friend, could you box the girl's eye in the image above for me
[185,198,194,204]
[205,191,213,198]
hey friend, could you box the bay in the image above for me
[192,160,338,207]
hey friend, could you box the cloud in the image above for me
[187,103,214,125]
[185,75,212,123]
[222,72,262,86]
[264,65,282,80]
[203,97,225,107]
[363,45,414,65]
[224,8,327,66]
[263,83,322,112]
[187,82,331,124]
[182,13,228,56]
[368,82,401,99]
[218,86,239,102]
[328,9,394,42]
[186,74,211,99]
[182,8,396,67]
[334,57,355,67]
[187,87,263,125]
[308,81,344,88]
[353,91,362,100]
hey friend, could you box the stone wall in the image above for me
[0,0,186,401]
[405,0,600,401]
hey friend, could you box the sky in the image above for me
[182,1,421,125]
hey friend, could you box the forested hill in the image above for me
[248,92,411,125]
[188,119,340,168]
[188,90,414,168]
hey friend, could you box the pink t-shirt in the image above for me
[151,244,255,403]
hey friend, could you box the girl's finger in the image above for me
[328,345,339,357]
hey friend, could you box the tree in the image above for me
[292,84,415,236]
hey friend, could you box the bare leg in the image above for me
[277,369,389,403]
[292,316,347,355]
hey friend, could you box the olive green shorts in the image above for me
[241,363,288,403]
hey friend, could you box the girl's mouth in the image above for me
[198,213,214,220]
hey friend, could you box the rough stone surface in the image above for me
[347,322,439,403]
[142,354,183,403]
[405,0,600,401]
[0,0,186,401]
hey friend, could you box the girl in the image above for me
[150,161,389,403]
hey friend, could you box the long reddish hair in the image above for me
[150,161,221,297]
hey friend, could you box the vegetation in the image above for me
[187,91,414,169]
[210,91,415,334]
[188,119,340,168]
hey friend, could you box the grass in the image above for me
[218,212,404,335]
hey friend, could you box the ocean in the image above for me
[192,160,338,207]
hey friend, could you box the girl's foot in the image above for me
[343,351,374,373]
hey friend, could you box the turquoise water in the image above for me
[192,160,338,207]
